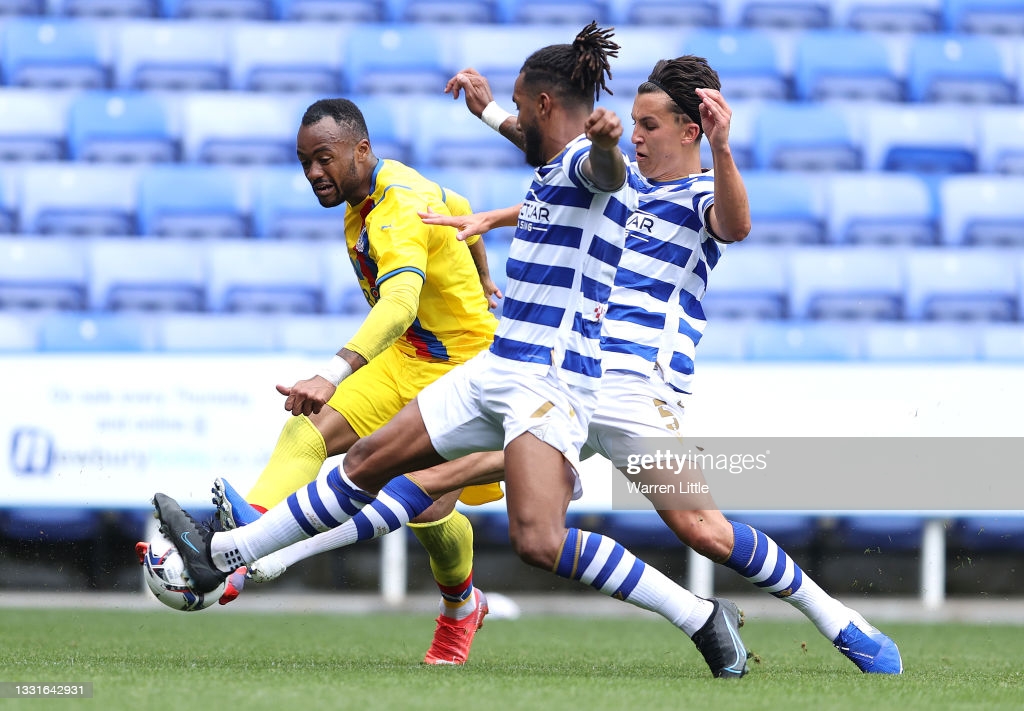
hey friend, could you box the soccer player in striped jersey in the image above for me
[154,24,750,679]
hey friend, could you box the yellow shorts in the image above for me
[331,344,503,506]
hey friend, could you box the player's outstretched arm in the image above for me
[446,68,525,151]
[581,107,627,192]
[419,204,521,241]
[698,88,750,243]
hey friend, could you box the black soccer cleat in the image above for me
[152,492,228,594]
[691,598,749,679]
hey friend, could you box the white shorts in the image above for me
[583,371,687,469]
[417,350,598,498]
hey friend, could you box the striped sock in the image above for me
[410,510,477,621]
[555,528,712,636]
[726,520,849,638]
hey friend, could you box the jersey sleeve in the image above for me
[365,186,431,286]
[563,137,629,194]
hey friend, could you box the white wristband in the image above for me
[316,355,353,386]
[480,101,512,132]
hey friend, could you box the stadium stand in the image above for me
[702,245,789,319]
[824,172,937,245]
[342,25,451,95]
[862,322,980,359]
[977,107,1024,174]
[157,312,279,350]
[136,163,248,237]
[179,91,300,164]
[906,33,1015,103]
[88,237,206,311]
[788,247,905,320]
[0,89,74,161]
[250,165,345,240]
[753,102,860,170]
[679,29,789,101]
[939,175,1024,246]
[792,30,902,101]
[903,248,1019,321]
[19,163,139,235]
[229,22,348,93]
[0,237,88,310]
[1,18,109,89]
[273,0,382,22]
[205,239,324,313]
[832,0,942,33]
[743,170,827,244]
[861,103,978,173]
[944,0,1024,35]
[67,90,177,162]
[114,20,229,90]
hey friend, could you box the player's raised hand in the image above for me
[276,377,336,417]
[444,68,495,117]
[584,107,623,151]
[480,274,503,310]
[696,88,732,153]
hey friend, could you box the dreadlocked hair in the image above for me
[520,21,619,107]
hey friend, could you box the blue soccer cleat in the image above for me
[833,616,904,674]
[212,477,263,530]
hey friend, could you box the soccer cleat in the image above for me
[212,477,263,530]
[218,567,248,605]
[423,589,489,666]
[248,552,287,583]
[134,541,149,564]
[690,598,748,679]
[833,617,904,674]
[152,492,229,594]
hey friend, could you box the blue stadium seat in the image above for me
[158,313,278,351]
[53,0,157,16]
[980,324,1024,360]
[180,93,299,165]
[978,108,1024,174]
[89,238,206,312]
[702,246,789,319]
[753,103,860,171]
[160,0,272,19]
[788,247,904,320]
[321,242,368,315]
[944,0,1024,34]
[19,164,138,236]
[862,323,979,360]
[251,166,345,240]
[274,0,382,21]
[276,314,364,354]
[479,168,533,211]
[137,165,248,238]
[38,313,157,350]
[0,313,40,351]
[412,98,524,169]
[833,515,924,551]
[825,172,936,245]
[355,95,411,164]
[724,0,831,29]
[386,0,495,22]
[744,170,826,244]
[495,0,608,24]
[904,249,1018,321]
[206,241,323,314]
[114,22,229,91]
[694,320,748,360]
[1,19,108,89]
[793,31,902,101]
[832,0,941,32]
[343,26,450,95]
[617,0,720,26]
[229,24,347,93]
[939,175,1024,246]
[0,238,88,310]
[0,90,71,161]
[746,321,863,360]
[863,104,977,173]
[0,170,19,232]
[907,34,1015,104]
[680,29,789,101]
[67,91,177,163]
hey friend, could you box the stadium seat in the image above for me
[412,98,524,169]
[944,0,1024,35]
[833,515,924,551]
[88,238,206,312]
[354,95,411,164]
[19,164,139,236]
[386,0,495,22]
[137,165,248,238]
[479,168,533,211]
[904,249,1018,322]
[832,0,941,32]
[343,26,451,95]
[788,247,904,320]
[977,107,1024,174]
[229,23,347,93]
[67,91,177,163]
[746,321,863,360]
[0,1,44,18]
[160,0,272,19]
[415,167,488,213]
[0,89,71,161]
[321,242,366,314]
[679,29,789,101]
[753,103,860,171]
[114,21,229,91]
[276,314,364,354]
[617,0,720,26]
[0,238,88,310]
[693,320,747,360]
[38,312,157,350]
[0,313,40,351]
[495,0,608,24]
[825,172,937,245]
[0,170,19,232]
[723,0,831,29]
[274,0,382,21]
[702,246,789,319]
[53,0,157,16]
[743,170,826,244]
[1,19,108,89]
[157,313,278,351]
[862,323,979,360]
[251,166,345,240]
[206,240,324,314]
[980,324,1024,360]
[180,92,299,165]
[792,31,902,102]
[862,104,977,173]
[906,34,1015,104]
[939,175,1024,246]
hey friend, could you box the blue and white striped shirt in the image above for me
[489,135,635,390]
[601,168,724,394]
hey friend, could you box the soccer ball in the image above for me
[137,537,225,612]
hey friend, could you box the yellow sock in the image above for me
[246,415,327,511]
[410,510,476,619]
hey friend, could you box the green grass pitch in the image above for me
[1,607,1021,711]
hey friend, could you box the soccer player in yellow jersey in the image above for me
[211,98,501,663]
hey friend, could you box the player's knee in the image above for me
[509,528,561,570]
[661,511,733,562]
